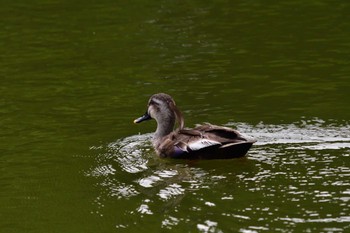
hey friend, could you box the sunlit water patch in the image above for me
[87,119,350,232]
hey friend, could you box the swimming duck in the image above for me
[134,93,256,159]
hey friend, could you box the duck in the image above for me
[134,93,256,159]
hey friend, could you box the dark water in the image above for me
[1,1,349,232]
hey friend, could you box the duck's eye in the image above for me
[149,100,159,106]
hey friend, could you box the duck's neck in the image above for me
[154,119,175,140]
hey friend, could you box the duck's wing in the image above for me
[193,123,254,143]
[157,124,255,159]
[186,138,221,151]
[173,126,227,152]
[157,128,221,157]
[178,124,255,159]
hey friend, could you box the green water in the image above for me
[1,1,349,232]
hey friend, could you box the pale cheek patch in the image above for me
[148,106,156,118]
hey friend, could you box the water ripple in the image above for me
[229,118,350,149]
[87,118,350,232]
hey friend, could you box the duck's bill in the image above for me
[133,112,152,123]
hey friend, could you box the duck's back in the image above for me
[156,124,255,159]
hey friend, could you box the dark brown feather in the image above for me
[156,123,255,159]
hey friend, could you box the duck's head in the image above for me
[134,93,184,130]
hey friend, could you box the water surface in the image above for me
[1,0,349,232]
